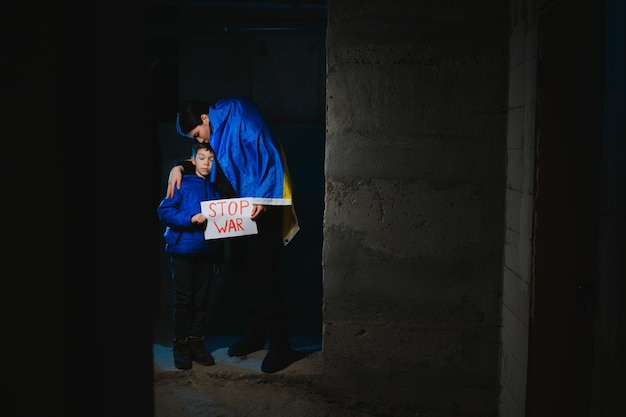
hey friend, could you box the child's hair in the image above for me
[192,141,214,157]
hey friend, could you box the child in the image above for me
[157,142,224,370]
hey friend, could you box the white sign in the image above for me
[201,198,259,240]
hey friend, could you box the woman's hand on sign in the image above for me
[250,204,267,220]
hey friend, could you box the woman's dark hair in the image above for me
[176,100,210,134]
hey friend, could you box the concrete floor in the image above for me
[150,316,355,417]
[152,314,322,373]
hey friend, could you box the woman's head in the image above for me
[176,100,211,142]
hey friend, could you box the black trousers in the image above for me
[229,206,290,350]
[170,254,214,340]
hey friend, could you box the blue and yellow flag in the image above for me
[179,97,299,245]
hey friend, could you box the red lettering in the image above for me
[212,218,245,234]
[207,198,253,230]
[228,201,239,216]
[208,201,225,216]
[213,221,227,233]
[207,202,217,217]
[240,199,250,214]
[208,199,251,217]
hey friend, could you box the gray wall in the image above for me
[323,1,507,415]
[500,1,537,415]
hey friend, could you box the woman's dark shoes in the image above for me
[227,338,266,357]
[261,347,294,374]
[188,336,215,366]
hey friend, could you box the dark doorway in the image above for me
[150,0,328,363]
[526,2,605,416]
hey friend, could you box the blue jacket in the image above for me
[157,174,223,257]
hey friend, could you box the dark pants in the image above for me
[170,254,214,340]
[230,207,290,350]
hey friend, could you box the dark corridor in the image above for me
[149,0,328,362]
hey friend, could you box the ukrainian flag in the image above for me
[181,97,299,245]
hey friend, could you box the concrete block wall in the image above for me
[499,1,538,416]
[323,1,508,414]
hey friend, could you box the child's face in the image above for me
[192,148,214,178]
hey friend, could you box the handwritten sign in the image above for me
[200,198,259,240]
